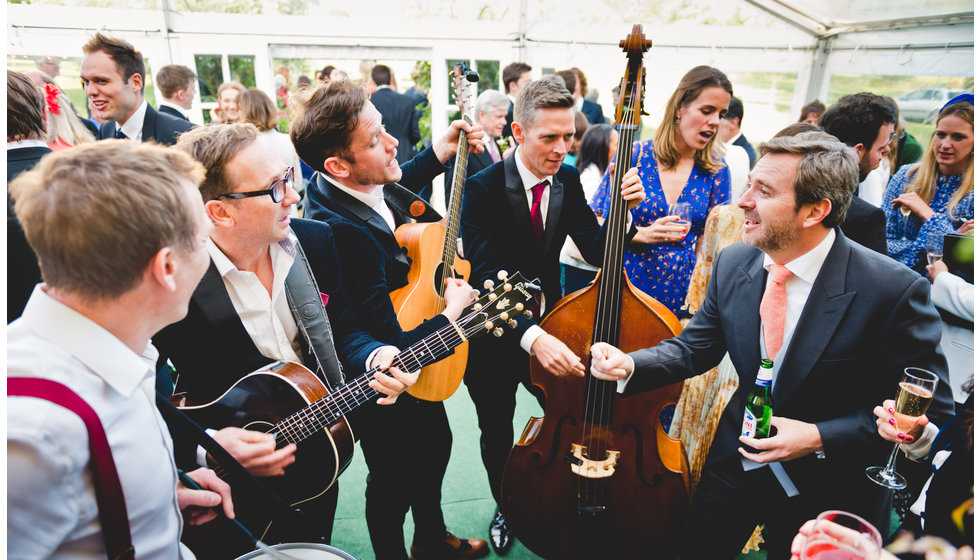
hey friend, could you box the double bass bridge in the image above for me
[568,443,621,478]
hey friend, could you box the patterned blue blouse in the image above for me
[590,139,731,315]
[883,164,973,273]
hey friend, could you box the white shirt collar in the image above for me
[117,99,148,142]
[762,228,836,285]
[7,139,49,150]
[325,174,385,205]
[207,233,298,278]
[574,97,584,111]
[375,85,394,91]
[19,285,154,397]
[514,146,552,191]
[158,100,189,119]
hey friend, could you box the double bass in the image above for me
[500,25,689,559]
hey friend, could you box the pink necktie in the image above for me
[489,140,501,163]
[760,264,793,360]
[530,181,547,245]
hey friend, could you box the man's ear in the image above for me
[512,121,525,145]
[149,247,178,292]
[324,156,350,178]
[801,198,833,229]
[128,73,143,94]
[852,143,867,160]
[205,199,233,228]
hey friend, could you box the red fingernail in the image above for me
[898,433,905,439]
[888,418,895,425]
[888,407,894,413]
[906,435,915,441]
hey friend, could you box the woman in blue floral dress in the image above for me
[591,66,732,315]
[884,97,973,274]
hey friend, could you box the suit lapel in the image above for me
[503,155,535,244]
[772,232,855,402]
[542,175,564,252]
[732,250,766,386]
[142,104,158,143]
[193,262,252,337]
[317,174,410,268]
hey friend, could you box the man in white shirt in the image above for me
[590,131,952,559]
[8,141,233,559]
[81,33,193,144]
[156,64,197,122]
[718,101,751,198]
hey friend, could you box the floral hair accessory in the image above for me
[44,83,62,115]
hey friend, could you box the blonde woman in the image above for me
[211,81,244,123]
[43,83,95,150]
[885,96,973,273]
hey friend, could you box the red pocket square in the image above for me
[320,292,329,307]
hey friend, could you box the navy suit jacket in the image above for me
[99,103,193,145]
[841,196,887,254]
[152,221,383,402]
[443,147,494,210]
[733,132,757,168]
[503,101,515,140]
[581,99,606,125]
[7,146,51,322]
[157,104,189,121]
[625,233,952,514]
[461,154,633,339]
[371,88,420,165]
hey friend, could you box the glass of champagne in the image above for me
[669,201,692,238]
[865,367,939,489]
[898,204,911,241]
[801,510,882,560]
[926,238,943,265]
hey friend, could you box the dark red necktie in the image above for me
[531,180,548,245]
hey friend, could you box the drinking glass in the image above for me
[668,201,692,237]
[866,367,939,489]
[898,204,911,241]
[925,238,943,265]
[800,510,882,560]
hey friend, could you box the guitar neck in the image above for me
[442,115,472,269]
[271,315,472,446]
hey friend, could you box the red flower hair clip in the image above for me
[44,83,62,115]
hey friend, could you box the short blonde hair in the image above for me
[175,123,260,201]
[10,140,205,300]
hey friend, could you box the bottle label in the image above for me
[755,377,772,387]
[741,409,757,438]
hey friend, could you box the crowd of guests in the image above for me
[7,32,973,560]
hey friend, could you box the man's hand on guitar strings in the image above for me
[213,427,297,477]
[370,346,418,405]
[442,277,475,322]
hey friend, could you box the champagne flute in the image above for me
[926,238,943,265]
[898,204,911,241]
[801,510,882,560]
[866,367,939,489]
[668,201,692,238]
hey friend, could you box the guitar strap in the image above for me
[284,239,345,389]
[9,377,135,560]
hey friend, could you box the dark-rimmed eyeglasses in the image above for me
[216,167,294,203]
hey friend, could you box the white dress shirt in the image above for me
[116,100,147,142]
[7,139,50,150]
[514,148,554,352]
[722,138,750,200]
[324,175,397,232]
[8,286,192,559]
[208,235,304,363]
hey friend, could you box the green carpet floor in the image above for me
[330,381,768,560]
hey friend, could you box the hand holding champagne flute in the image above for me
[866,367,939,489]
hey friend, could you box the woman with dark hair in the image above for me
[798,99,826,124]
[238,88,303,199]
[559,123,617,294]
[589,65,731,315]
[884,96,974,273]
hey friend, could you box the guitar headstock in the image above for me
[459,271,540,338]
[451,63,479,123]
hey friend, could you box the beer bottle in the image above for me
[741,359,774,439]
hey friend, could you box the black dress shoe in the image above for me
[488,509,512,555]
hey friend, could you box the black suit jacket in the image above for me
[625,233,952,515]
[443,147,494,210]
[461,154,633,338]
[152,222,383,402]
[157,104,190,121]
[371,88,420,165]
[733,133,757,168]
[99,103,194,145]
[581,99,605,125]
[841,196,887,254]
[503,100,515,140]
[7,146,51,322]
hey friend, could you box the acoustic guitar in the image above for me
[174,272,537,538]
[389,63,479,402]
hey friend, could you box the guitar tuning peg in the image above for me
[500,312,509,321]
[524,310,533,319]
[469,289,480,299]
[473,303,483,312]
[487,293,498,302]
[515,303,525,312]
[483,279,494,289]
[503,283,512,292]
[493,327,504,337]
[497,270,508,280]
[484,321,494,330]
[508,319,518,328]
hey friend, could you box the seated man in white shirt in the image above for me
[7,140,233,559]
